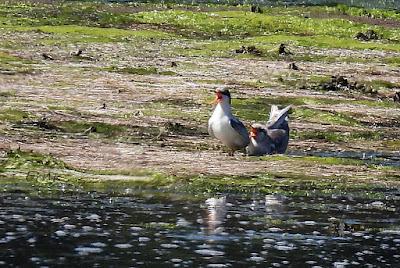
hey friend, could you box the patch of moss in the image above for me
[14,25,174,43]
[0,149,396,200]
[1,149,67,170]
[0,108,31,122]
[336,4,400,22]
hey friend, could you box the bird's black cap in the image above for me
[216,88,231,99]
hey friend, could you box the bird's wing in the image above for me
[269,105,279,121]
[267,129,289,153]
[229,118,249,140]
[267,105,291,129]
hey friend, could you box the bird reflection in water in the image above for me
[265,194,287,214]
[205,196,227,235]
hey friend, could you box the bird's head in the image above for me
[250,123,267,140]
[212,88,231,105]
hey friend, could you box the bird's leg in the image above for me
[228,150,235,157]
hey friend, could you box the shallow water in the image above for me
[0,182,399,267]
[289,150,400,167]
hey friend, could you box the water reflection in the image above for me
[205,196,227,235]
[265,194,287,214]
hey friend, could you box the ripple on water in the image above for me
[304,221,317,226]
[75,247,103,255]
[195,249,225,256]
[86,214,101,221]
[55,230,67,237]
[114,244,133,249]
[138,237,150,242]
[64,224,76,230]
[91,242,106,247]
[274,245,296,251]
[207,264,229,268]
[249,256,265,262]
[268,228,282,232]
[27,237,36,243]
[160,243,179,249]
[130,226,143,232]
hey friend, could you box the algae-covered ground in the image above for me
[0,1,399,196]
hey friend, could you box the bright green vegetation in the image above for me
[0,108,31,122]
[1,149,67,170]
[1,2,400,53]
[336,4,400,21]
[0,149,172,189]
[15,25,174,44]
[133,9,398,40]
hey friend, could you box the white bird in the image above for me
[208,88,250,155]
[247,105,291,156]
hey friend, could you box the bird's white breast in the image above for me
[209,104,245,148]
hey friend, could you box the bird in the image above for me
[208,88,250,156]
[247,105,291,156]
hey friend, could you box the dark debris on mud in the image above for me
[304,75,377,95]
[355,29,380,41]
[235,45,262,56]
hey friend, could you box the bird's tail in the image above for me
[267,105,291,129]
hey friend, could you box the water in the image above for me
[288,150,400,167]
[1,182,399,267]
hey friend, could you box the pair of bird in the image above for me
[208,88,291,156]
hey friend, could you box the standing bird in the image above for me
[247,105,291,156]
[208,89,250,155]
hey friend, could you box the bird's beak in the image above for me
[211,92,223,105]
[250,127,257,138]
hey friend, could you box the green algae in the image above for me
[0,149,398,200]
[1,149,67,170]
[0,108,31,122]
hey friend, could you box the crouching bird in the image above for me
[247,105,291,156]
[208,88,250,156]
